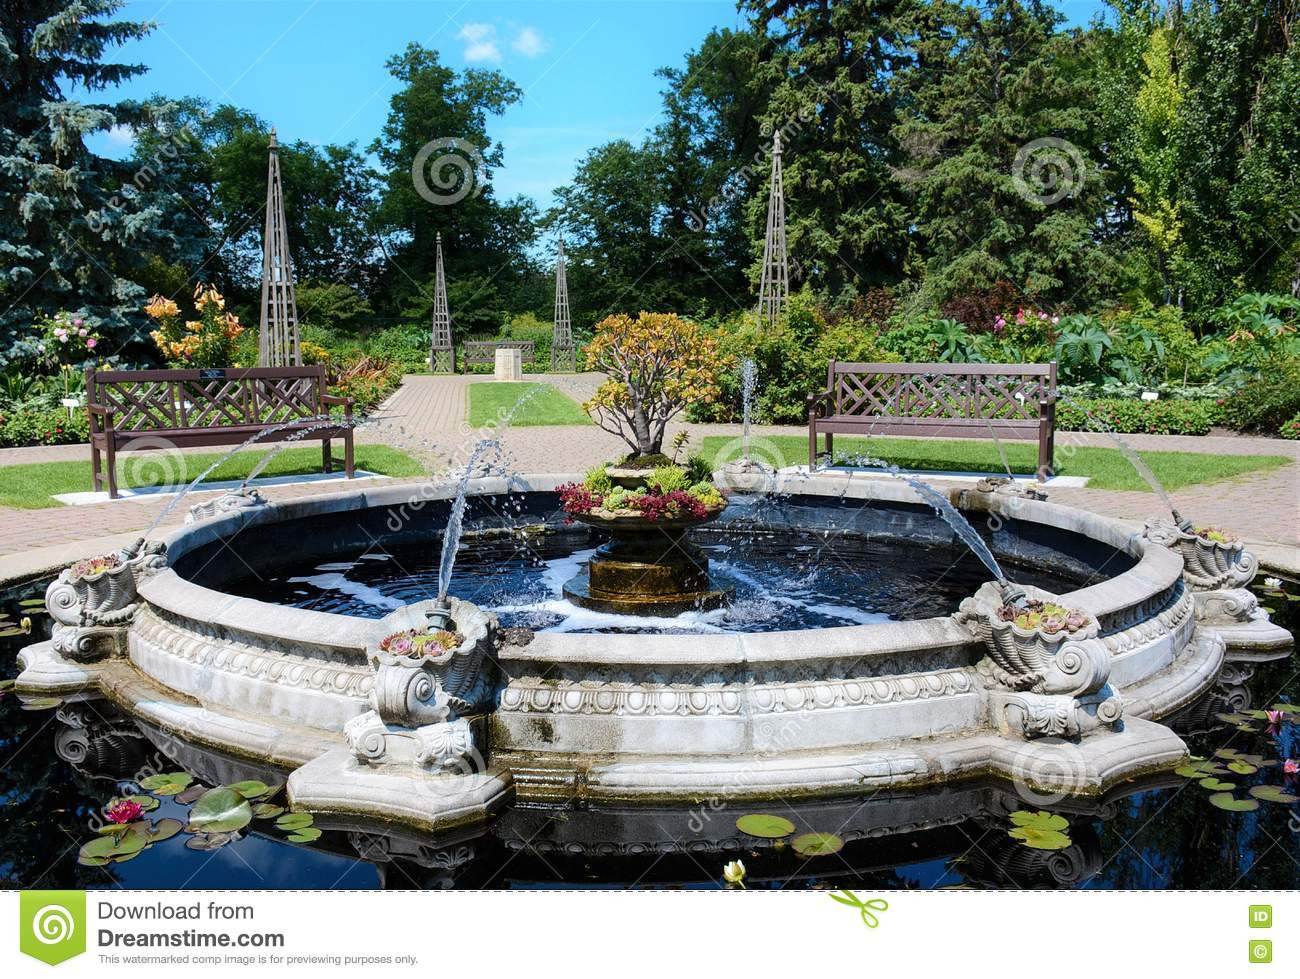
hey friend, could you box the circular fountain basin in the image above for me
[15,472,1247,832]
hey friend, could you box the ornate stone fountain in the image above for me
[14,472,1285,835]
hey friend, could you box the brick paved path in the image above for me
[0,374,1295,565]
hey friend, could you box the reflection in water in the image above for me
[0,578,1295,890]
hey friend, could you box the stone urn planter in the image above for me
[563,503,731,615]
[958,583,1121,738]
[1162,525,1256,591]
[55,555,137,625]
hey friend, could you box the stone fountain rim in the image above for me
[139,471,1182,667]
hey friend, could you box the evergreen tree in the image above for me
[0,0,169,364]
[891,0,1113,307]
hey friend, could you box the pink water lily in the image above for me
[1266,710,1285,731]
[1283,759,1298,777]
[105,799,144,824]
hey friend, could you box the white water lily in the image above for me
[722,859,746,886]
[1264,576,1282,590]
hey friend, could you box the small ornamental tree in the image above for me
[583,312,729,459]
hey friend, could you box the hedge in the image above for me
[1055,397,1220,436]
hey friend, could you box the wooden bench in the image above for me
[807,361,1057,479]
[86,366,354,499]
[462,340,535,368]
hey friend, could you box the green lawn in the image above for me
[0,444,424,509]
[698,435,1292,493]
[467,381,591,427]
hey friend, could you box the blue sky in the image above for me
[90,0,1112,210]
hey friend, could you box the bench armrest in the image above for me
[320,394,354,417]
[807,388,834,419]
[85,402,113,418]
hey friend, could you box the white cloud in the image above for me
[104,124,135,149]
[511,26,547,58]
[457,23,501,63]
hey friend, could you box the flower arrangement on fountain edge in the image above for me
[1191,525,1238,545]
[68,553,123,582]
[558,461,726,521]
[994,599,1092,636]
[377,627,463,658]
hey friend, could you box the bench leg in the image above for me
[90,443,102,494]
[344,432,354,479]
[105,441,118,500]
[825,431,833,465]
[808,424,818,469]
[322,438,332,474]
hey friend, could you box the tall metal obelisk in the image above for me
[259,127,301,366]
[550,237,575,372]
[429,233,455,373]
[757,130,789,328]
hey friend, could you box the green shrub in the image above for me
[367,323,430,372]
[583,465,613,494]
[1056,397,1220,436]
[645,465,690,494]
[1279,412,1300,440]
[1216,365,1300,434]
[0,405,89,447]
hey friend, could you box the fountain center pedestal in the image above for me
[563,510,732,616]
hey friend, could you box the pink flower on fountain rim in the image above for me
[387,636,413,656]
[105,799,144,824]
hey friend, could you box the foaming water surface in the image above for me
[184,491,1123,634]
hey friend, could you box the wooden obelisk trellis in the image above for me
[258,128,301,366]
[757,130,789,327]
[429,233,455,373]
[550,237,575,372]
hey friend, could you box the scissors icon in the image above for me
[829,890,889,928]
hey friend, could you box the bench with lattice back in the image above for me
[85,365,354,498]
[462,340,535,368]
[807,361,1057,480]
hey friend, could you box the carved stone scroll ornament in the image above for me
[957,582,1123,739]
[972,476,1047,501]
[186,486,266,524]
[346,597,498,772]
[47,540,167,663]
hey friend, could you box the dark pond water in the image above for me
[1,573,1296,890]
[207,526,1095,634]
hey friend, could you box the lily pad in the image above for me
[1009,827,1073,851]
[791,832,844,857]
[228,780,272,800]
[1227,761,1258,775]
[78,827,148,865]
[1271,703,1299,715]
[18,598,46,607]
[1009,810,1070,832]
[139,772,193,796]
[19,697,61,710]
[1249,785,1300,804]
[147,818,184,842]
[185,832,234,851]
[175,784,207,805]
[286,828,322,844]
[1198,778,1237,791]
[106,794,159,814]
[274,812,314,831]
[0,679,14,692]
[735,814,796,839]
[187,787,252,834]
[252,804,285,820]
[1207,792,1260,812]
